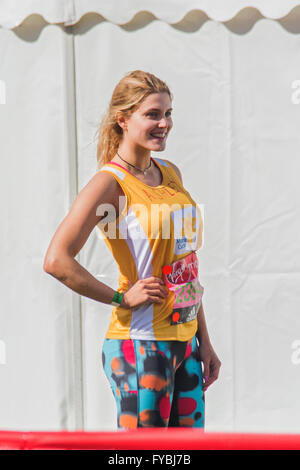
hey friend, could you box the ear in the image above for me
[115,112,128,132]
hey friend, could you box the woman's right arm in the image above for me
[43,171,167,309]
[43,171,126,305]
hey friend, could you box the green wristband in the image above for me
[111,290,123,307]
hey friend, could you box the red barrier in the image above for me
[0,429,300,450]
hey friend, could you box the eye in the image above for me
[147,111,172,117]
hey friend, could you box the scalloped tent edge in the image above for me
[1,1,300,29]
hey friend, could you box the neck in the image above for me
[116,143,151,170]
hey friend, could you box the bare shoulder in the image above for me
[165,159,183,184]
[43,169,123,266]
[93,168,124,198]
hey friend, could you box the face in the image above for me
[118,92,173,151]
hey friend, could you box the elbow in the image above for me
[43,253,71,282]
[43,258,55,274]
[43,256,61,276]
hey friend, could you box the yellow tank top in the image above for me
[96,157,203,341]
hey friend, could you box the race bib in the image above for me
[162,251,204,325]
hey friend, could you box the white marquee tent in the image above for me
[1,0,300,432]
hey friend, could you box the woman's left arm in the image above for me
[196,302,222,392]
[166,160,222,391]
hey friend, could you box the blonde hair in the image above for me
[96,70,173,169]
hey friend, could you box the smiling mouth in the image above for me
[150,133,167,140]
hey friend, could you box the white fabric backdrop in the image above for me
[1,2,300,432]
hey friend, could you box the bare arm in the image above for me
[167,160,222,388]
[167,160,211,343]
[195,302,211,346]
[43,171,128,308]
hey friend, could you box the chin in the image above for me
[149,143,166,151]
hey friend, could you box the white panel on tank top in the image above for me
[171,204,199,255]
[118,207,155,340]
[99,166,126,180]
[152,157,169,167]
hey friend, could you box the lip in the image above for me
[150,132,167,139]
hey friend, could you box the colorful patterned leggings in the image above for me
[101,335,205,429]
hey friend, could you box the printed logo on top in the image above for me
[171,204,202,255]
[162,251,204,325]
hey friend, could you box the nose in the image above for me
[158,117,169,128]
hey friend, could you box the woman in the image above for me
[44,70,221,429]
